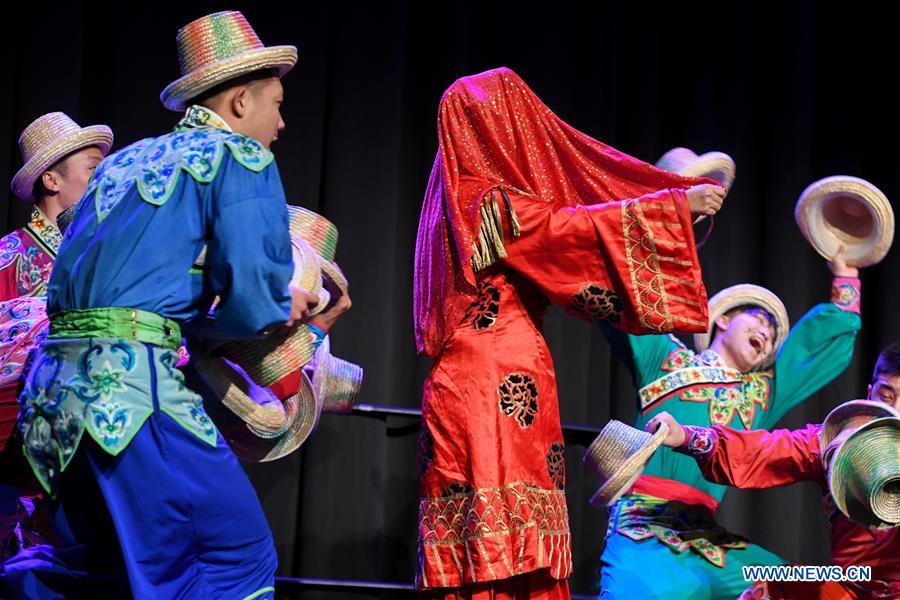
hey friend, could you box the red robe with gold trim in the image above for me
[414,68,712,593]
[680,424,900,599]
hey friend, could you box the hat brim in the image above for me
[588,422,669,507]
[820,399,900,452]
[829,416,900,528]
[677,152,736,191]
[311,336,363,415]
[693,284,790,369]
[161,45,298,112]
[795,176,894,268]
[186,343,322,462]
[11,125,113,201]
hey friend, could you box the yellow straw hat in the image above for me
[656,147,736,190]
[161,11,298,112]
[693,284,789,369]
[583,420,669,507]
[10,112,113,201]
[795,176,894,268]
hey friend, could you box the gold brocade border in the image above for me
[622,199,674,331]
[418,481,571,587]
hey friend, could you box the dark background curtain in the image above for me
[2,1,899,596]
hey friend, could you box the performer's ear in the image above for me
[41,170,62,193]
[714,315,731,335]
[232,87,250,118]
[867,383,873,400]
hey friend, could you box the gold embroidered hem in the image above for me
[417,481,572,589]
[612,493,748,568]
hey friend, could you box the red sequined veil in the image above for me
[413,68,713,597]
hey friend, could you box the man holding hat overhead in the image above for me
[0,112,112,560]
[648,342,900,599]
[10,11,321,598]
[597,251,862,598]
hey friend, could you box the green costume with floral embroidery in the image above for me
[598,280,861,599]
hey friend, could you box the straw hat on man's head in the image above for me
[10,112,113,202]
[693,284,790,369]
[161,10,298,112]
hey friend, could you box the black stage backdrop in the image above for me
[2,2,899,597]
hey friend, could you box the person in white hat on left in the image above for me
[2,112,112,302]
[0,112,112,562]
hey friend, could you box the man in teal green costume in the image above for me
[598,252,861,599]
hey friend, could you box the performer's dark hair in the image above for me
[191,68,279,107]
[872,342,900,382]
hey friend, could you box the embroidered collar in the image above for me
[695,348,731,369]
[176,105,233,132]
[25,207,62,254]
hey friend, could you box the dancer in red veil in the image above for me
[413,67,725,597]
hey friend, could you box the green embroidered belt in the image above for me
[612,493,749,568]
[49,308,182,351]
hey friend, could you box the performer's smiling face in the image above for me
[711,307,775,372]
[241,76,286,149]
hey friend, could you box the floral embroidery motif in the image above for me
[465,280,500,330]
[88,399,132,447]
[570,284,624,324]
[419,422,435,476]
[546,442,566,490]
[16,246,53,297]
[177,105,232,132]
[25,208,62,254]
[680,372,771,429]
[90,127,273,223]
[19,338,218,495]
[676,425,717,459]
[640,346,772,428]
[0,297,48,388]
[0,232,23,271]
[498,372,539,429]
[831,277,861,314]
[0,213,57,298]
[614,493,748,568]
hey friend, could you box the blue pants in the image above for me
[3,411,277,599]
[599,532,784,599]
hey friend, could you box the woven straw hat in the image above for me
[219,235,324,387]
[693,284,789,369]
[819,399,900,460]
[10,112,113,201]
[161,11,298,111]
[309,335,363,416]
[286,206,349,295]
[827,416,900,529]
[795,176,894,268]
[184,343,322,462]
[656,147,736,190]
[583,419,669,507]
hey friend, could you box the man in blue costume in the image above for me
[7,11,327,599]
